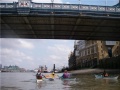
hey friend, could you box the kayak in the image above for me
[95,74,119,79]
[59,76,76,81]
[44,74,58,79]
[61,78,76,81]
[45,74,58,78]
[36,79,43,83]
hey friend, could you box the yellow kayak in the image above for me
[44,73,58,79]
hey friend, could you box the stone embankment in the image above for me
[69,69,120,75]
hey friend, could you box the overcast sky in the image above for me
[1,0,119,6]
[0,0,119,71]
[1,39,74,70]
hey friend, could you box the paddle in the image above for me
[42,75,47,79]
[57,75,62,79]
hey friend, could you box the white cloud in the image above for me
[1,48,34,69]
[48,44,72,56]
[18,39,34,49]
[1,48,25,57]
[66,2,70,4]
[1,39,34,49]
[49,55,61,60]
[45,43,72,69]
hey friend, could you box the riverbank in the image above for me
[69,69,120,75]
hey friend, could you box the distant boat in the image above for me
[34,69,38,73]
[43,70,48,73]
[55,70,59,73]
[50,70,58,73]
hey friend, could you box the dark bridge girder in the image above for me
[1,1,120,40]
[1,14,120,40]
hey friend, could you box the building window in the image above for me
[83,50,85,56]
[94,47,96,53]
[101,50,103,53]
[90,48,91,54]
[92,41,94,44]
[91,47,94,54]
[88,49,90,55]
[80,52,81,57]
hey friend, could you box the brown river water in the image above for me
[1,72,120,90]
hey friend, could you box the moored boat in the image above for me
[95,74,119,79]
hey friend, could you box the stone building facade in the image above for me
[69,40,120,69]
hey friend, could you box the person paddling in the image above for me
[51,72,55,78]
[62,70,70,78]
[104,72,109,77]
[36,70,43,79]
[103,70,109,77]
[50,72,58,78]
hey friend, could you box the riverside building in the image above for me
[69,40,120,69]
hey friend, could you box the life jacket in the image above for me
[63,73,69,78]
[36,73,42,79]
[105,73,108,77]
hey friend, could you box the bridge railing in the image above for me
[0,3,120,12]
[32,3,120,12]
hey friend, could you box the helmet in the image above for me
[52,72,55,75]
[38,70,40,72]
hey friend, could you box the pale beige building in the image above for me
[75,40,120,69]
[112,41,120,57]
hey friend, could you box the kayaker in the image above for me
[45,72,57,79]
[103,70,109,77]
[36,70,43,79]
[62,70,70,78]
[104,72,109,77]
[50,72,58,78]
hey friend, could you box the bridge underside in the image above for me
[1,15,120,40]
